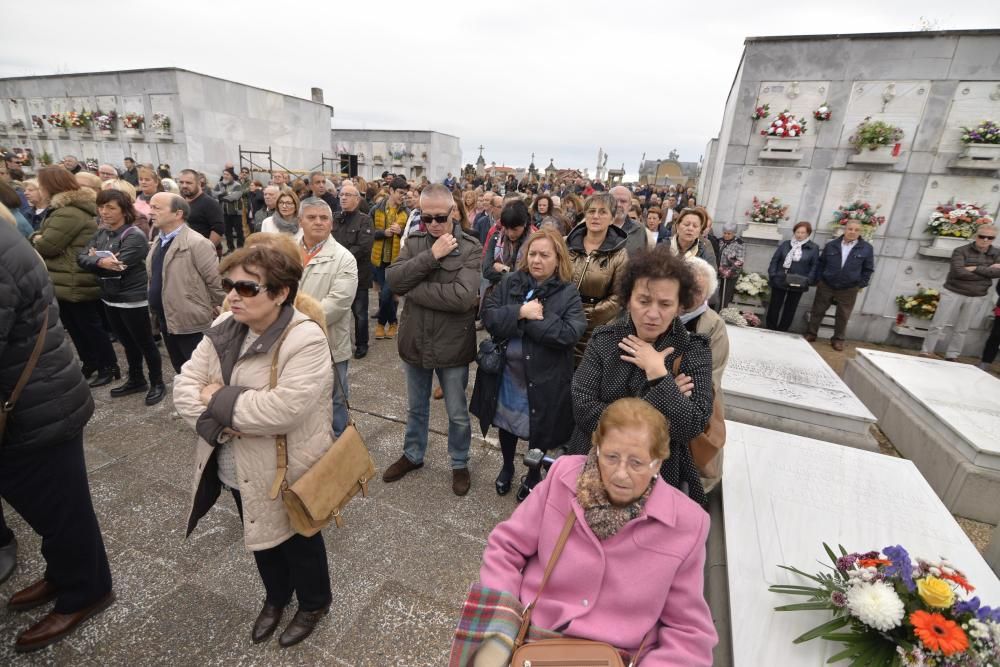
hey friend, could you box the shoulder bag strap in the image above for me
[267,319,316,500]
[514,511,577,648]
[2,308,48,415]
[671,353,683,377]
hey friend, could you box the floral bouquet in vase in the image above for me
[770,543,1000,665]
[122,113,144,130]
[752,103,771,121]
[814,104,832,121]
[746,196,790,224]
[959,120,1000,145]
[150,113,171,133]
[896,286,940,320]
[761,110,807,138]
[831,201,886,241]
[734,272,770,301]
[94,110,118,133]
[926,201,994,239]
[46,113,67,129]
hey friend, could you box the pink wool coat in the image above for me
[479,455,717,666]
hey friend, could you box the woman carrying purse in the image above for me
[766,221,820,332]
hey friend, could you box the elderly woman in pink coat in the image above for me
[451,398,716,666]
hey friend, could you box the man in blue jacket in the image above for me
[804,220,875,351]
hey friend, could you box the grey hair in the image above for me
[168,194,190,220]
[263,184,280,194]
[299,196,332,218]
[686,256,718,301]
[584,192,617,216]
[722,222,738,233]
[420,183,454,206]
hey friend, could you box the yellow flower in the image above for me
[917,576,955,609]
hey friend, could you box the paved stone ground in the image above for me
[0,302,994,665]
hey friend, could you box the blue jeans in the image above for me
[373,264,397,325]
[403,363,471,469]
[333,360,349,438]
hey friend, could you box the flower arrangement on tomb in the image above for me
[150,113,171,132]
[94,110,118,132]
[719,307,762,328]
[895,286,940,319]
[926,200,995,239]
[30,115,44,130]
[751,103,771,121]
[770,543,1000,665]
[39,151,52,166]
[46,113,68,129]
[849,117,904,152]
[813,104,832,121]
[831,201,886,240]
[66,110,93,129]
[734,272,770,300]
[959,120,1000,145]
[746,196,790,224]
[761,110,807,138]
[121,113,144,130]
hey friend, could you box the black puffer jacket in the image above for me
[77,223,150,303]
[0,221,94,453]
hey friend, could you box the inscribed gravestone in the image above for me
[838,80,931,153]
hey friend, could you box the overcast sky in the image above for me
[1,1,989,179]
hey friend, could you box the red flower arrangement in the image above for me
[761,110,807,138]
[751,103,770,121]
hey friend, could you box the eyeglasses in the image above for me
[221,278,265,298]
[978,235,996,241]
[339,193,358,198]
[278,200,296,207]
[596,447,657,474]
[421,213,452,224]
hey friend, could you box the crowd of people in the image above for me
[1,149,998,663]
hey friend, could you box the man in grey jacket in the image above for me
[921,224,1000,360]
[610,185,647,256]
[382,184,481,496]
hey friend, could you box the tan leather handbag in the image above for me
[0,310,48,442]
[267,320,376,536]
[510,513,648,667]
[672,355,726,480]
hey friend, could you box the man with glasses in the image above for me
[333,183,374,358]
[383,184,481,496]
[97,164,118,182]
[920,224,1000,361]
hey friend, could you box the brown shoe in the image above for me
[382,455,423,483]
[452,468,471,496]
[831,339,845,352]
[252,602,284,644]
[278,606,329,648]
[8,579,58,612]
[386,323,398,339]
[14,591,115,653]
[374,324,385,340]
[804,333,817,343]
[433,386,444,400]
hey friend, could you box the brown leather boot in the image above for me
[278,606,329,648]
[382,455,423,483]
[252,602,284,643]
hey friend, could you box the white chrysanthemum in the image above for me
[846,581,905,631]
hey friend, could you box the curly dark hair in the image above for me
[615,244,698,311]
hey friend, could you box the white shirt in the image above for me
[840,239,857,267]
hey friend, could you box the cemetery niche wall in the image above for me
[700,30,1000,354]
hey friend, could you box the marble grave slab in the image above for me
[844,349,1000,522]
[723,421,1000,666]
[721,326,877,449]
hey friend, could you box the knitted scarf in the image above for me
[575,450,653,541]
[271,211,299,235]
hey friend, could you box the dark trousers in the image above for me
[982,312,1000,364]
[0,433,113,613]
[766,287,805,332]
[498,429,540,485]
[223,213,244,251]
[352,285,369,350]
[0,503,12,547]
[717,276,738,311]
[230,490,331,611]
[58,299,117,370]
[156,310,203,374]
[372,265,397,325]
[806,281,859,341]
[106,305,163,384]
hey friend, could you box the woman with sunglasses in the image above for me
[173,245,335,649]
[261,190,300,235]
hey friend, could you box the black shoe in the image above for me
[495,468,514,496]
[515,475,538,503]
[145,382,166,406]
[0,537,17,585]
[80,363,97,379]
[251,602,284,644]
[353,347,368,359]
[109,377,148,398]
[88,365,121,388]
[278,606,329,648]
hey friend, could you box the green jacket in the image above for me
[32,189,100,302]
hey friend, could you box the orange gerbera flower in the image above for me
[939,570,975,593]
[858,557,891,568]
[910,610,969,656]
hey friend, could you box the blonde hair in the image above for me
[591,398,670,461]
[244,231,303,270]
[103,179,137,201]
[516,227,574,282]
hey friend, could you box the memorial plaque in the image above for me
[817,170,902,238]
[910,174,1000,240]
[936,80,1000,152]
[750,80,830,151]
[735,166,807,231]
[722,326,876,446]
[838,80,931,152]
[724,420,1000,666]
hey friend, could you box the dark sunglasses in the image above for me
[222,278,265,297]
[978,234,996,241]
[420,213,451,224]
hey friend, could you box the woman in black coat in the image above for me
[567,245,714,507]
[470,227,586,499]
[766,221,821,332]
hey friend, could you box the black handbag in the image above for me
[785,272,809,291]
[476,338,507,374]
